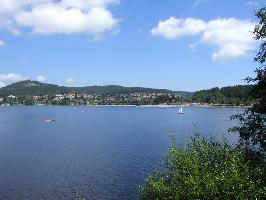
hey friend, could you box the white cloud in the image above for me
[244,1,259,6]
[0,0,119,38]
[189,43,198,52]
[0,40,6,47]
[0,81,5,88]
[151,17,206,40]
[0,73,28,87]
[151,17,256,62]
[61,0,119,9]
[65,78,75,84]
[0,73,27,82]
[36,75,46,82]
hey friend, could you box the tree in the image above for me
[141,134,266,199]
[141,8,266,200]
[230,7,266,153]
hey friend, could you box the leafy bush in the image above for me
[75,194,86,200]
[141,134,266,200]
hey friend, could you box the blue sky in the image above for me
[0,0,264,91]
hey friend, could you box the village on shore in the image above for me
[0,92,249,108]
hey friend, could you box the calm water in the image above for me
[0,106,242,200]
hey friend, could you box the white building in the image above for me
[53,94,64,101]
[7,95,17,100]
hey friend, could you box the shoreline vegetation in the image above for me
[0,103,250,108]
[0,81,254,107]
[140,6,266,200]
[140,133,266,200]
[0,81,253,108]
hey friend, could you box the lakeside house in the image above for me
[33,95,49,102]
[7,95,17,101]
[0,91,187,105]
[53,94,64,101]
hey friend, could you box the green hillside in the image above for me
[191,85,254,105]
[0,80,191,96]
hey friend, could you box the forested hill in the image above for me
[0,80,191,96]
[191,85,254,105]
[0,81,254,105]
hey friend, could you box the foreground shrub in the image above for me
[141,134,266,199]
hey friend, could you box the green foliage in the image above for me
[254,7,266,65]
[0,80,187,96]
[75,194,86,200]
[0,80,253,106]
[192,85,254,105]
[141,134,266,200]
[153,94,176,104]
[231,7,266,152]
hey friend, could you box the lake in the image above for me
[0,106,243,200]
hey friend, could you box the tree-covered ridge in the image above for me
[0,80,191,96]
[0,80,69,96]
[191,85,254,105]
[0,80,255,106]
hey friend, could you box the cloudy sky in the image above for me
[0,0,264,91]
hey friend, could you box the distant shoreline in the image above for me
[0,103,250,108]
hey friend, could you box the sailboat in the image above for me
[178,106,185,114]
[44,118,56,122]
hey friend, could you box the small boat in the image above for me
[178,106,185,114]
[44,119,56,122]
